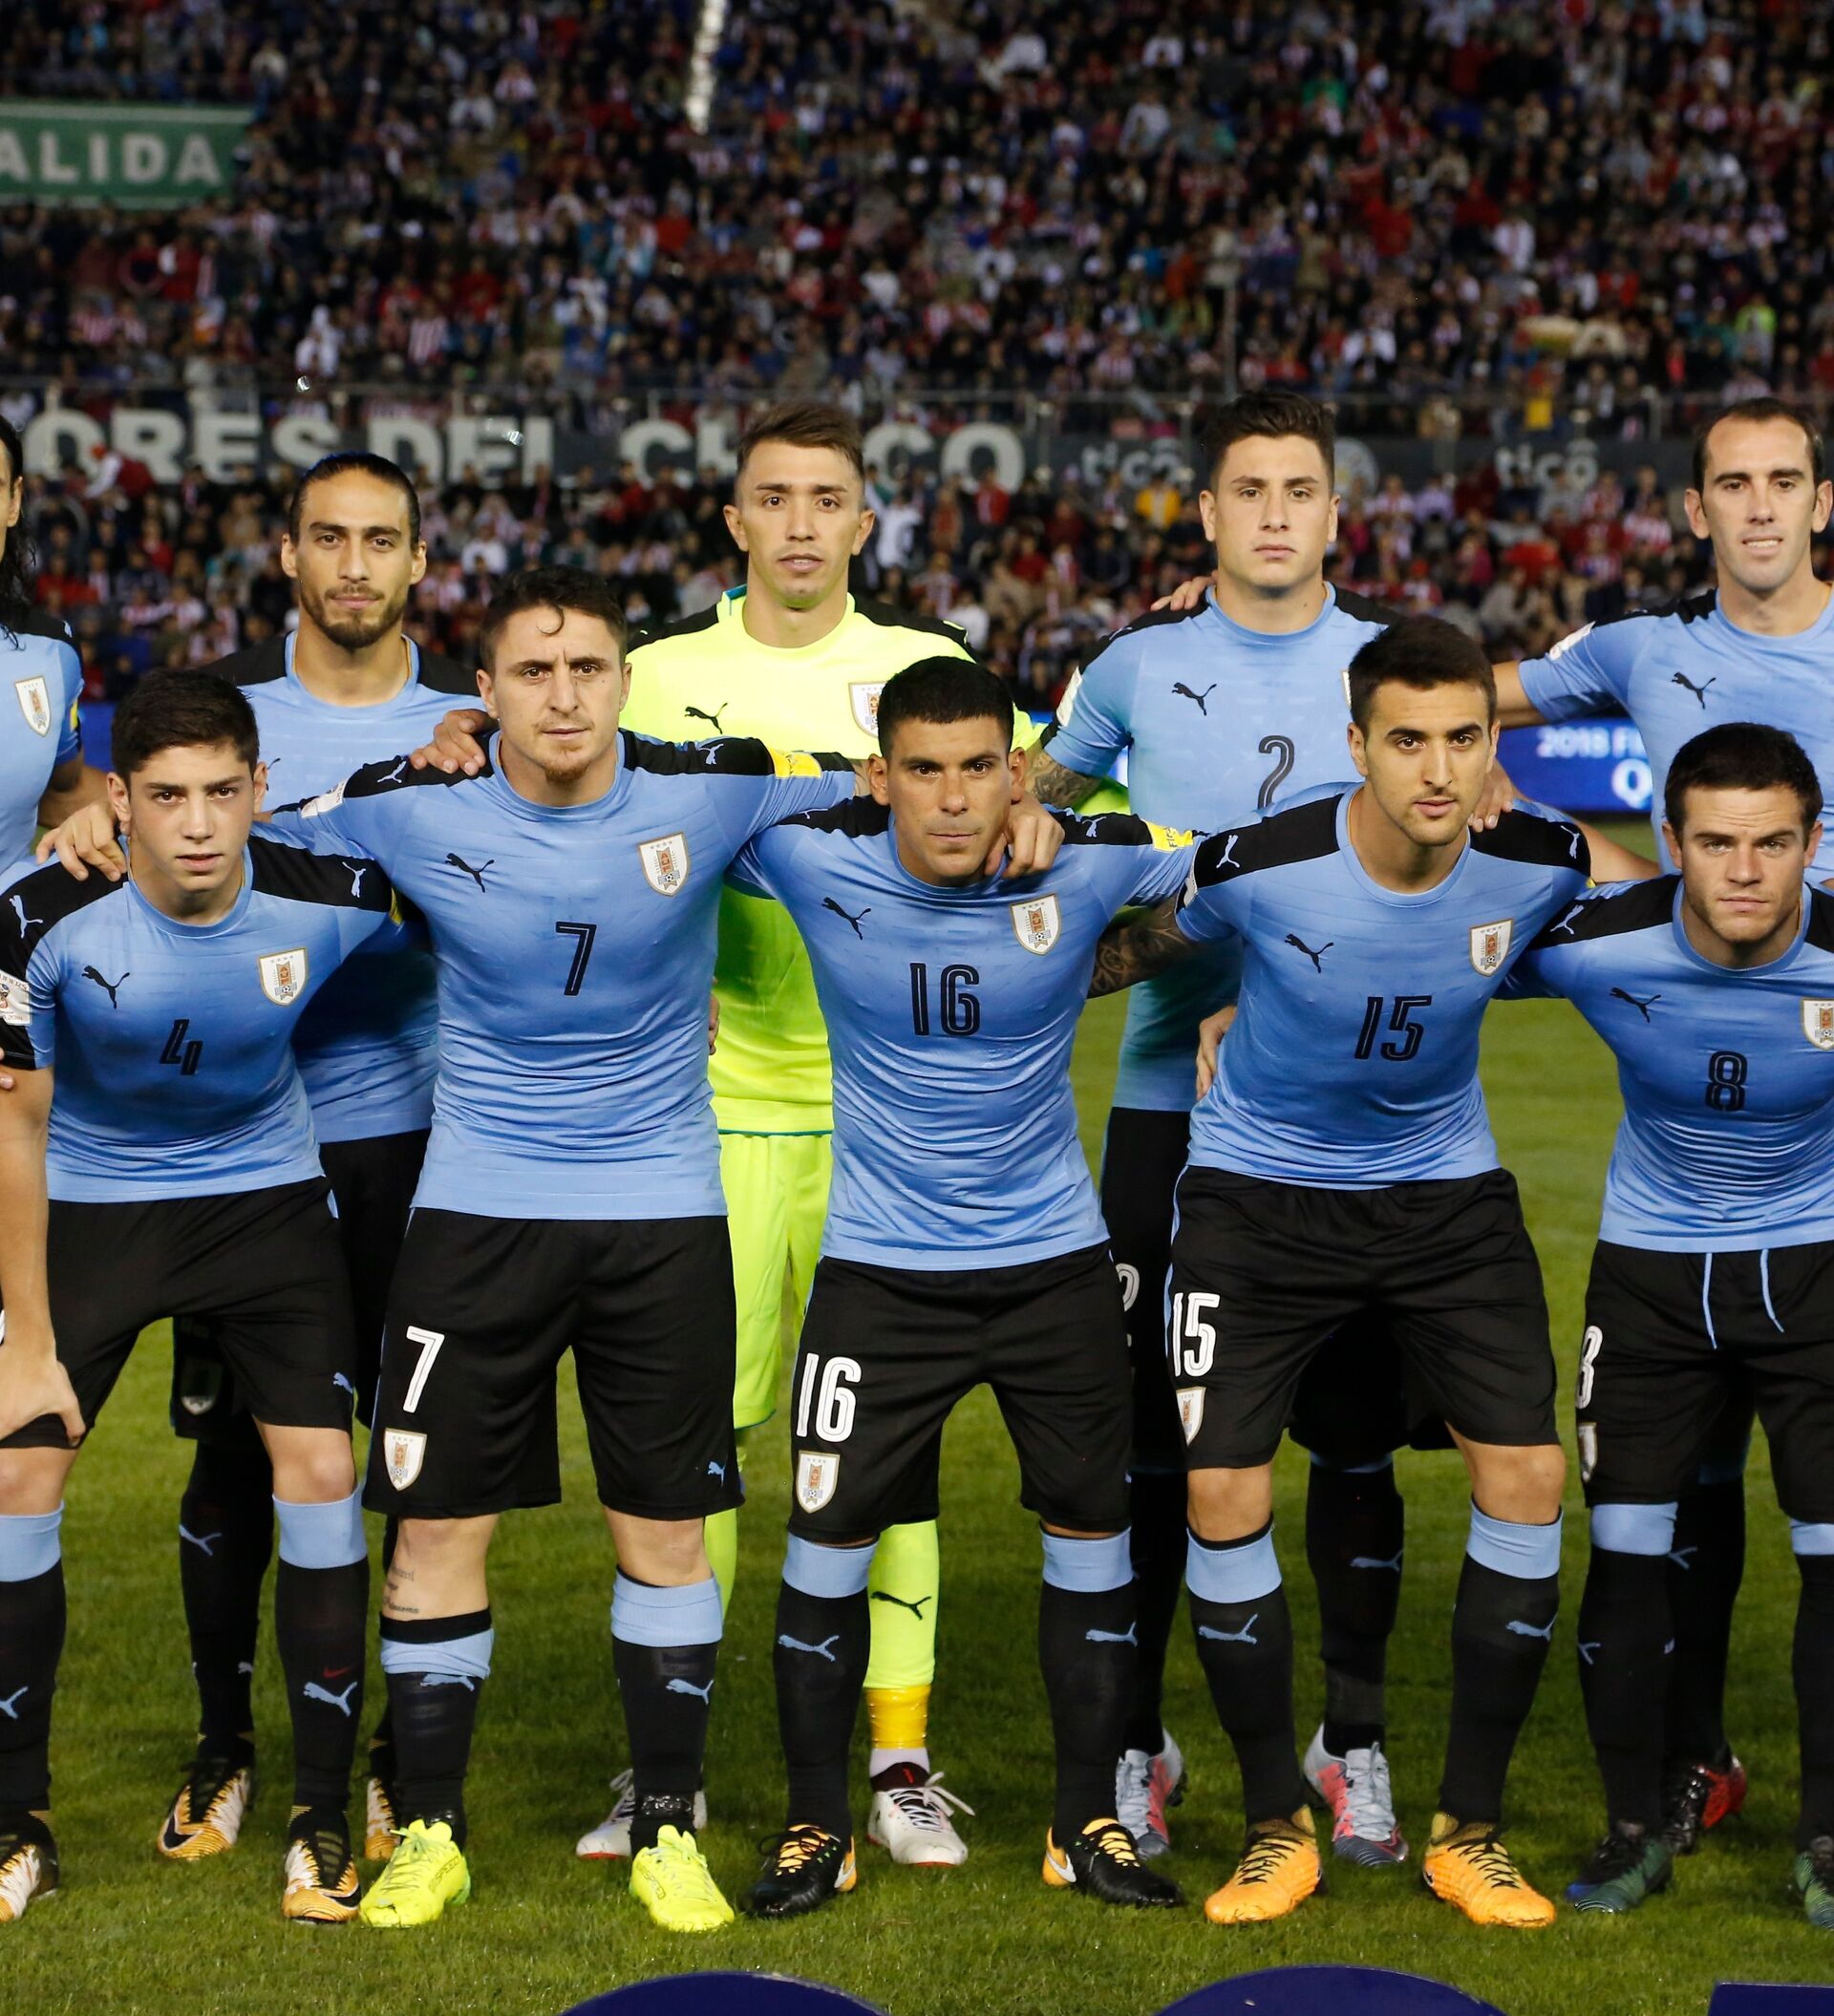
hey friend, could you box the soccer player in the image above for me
[0,670,397,1925]
[1093,617,1589,1926]
[1492,395,1834,1848]
[269,566,1058,1934]
[0,416,105,862]
[726,657,1188,1918]
[420,402,1027,1869]
[1501,722,1834,1928]
[35,453,477,1865]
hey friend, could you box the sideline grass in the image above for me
[8,985,1827,2015]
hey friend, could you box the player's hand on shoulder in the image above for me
[0,1333,85,1447]
[1150,574,1210,614]
[33,799,125,882]
[411,707,493,775]
[1470,762,1519,834]
[992,792,1065,879]
[1195,1004,1237,1099]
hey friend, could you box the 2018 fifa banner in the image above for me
[0,101,250,206]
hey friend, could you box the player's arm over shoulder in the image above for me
[1054,810,1198,910]
[1514,605,1663,720]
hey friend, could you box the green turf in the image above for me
[10,979,1828,2013]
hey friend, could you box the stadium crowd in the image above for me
[0,0,1829,426]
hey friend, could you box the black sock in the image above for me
[1439,1539,1560,1825]
[367,1517,399,1785]
[179,1441,274,1751]
[1038,1560,1136,1839]
[380,1610,491,1847]
[1794,1553,1834,1849]
[1667,1476,1744,1765]
[1577,1545,1672,1830]
[1187,1526,1305,1825]
[0,1558,65,1813]
[1123,1471,1186,1754]
[1307,1458,1403,1753]
[275,1553,369,1810]
[773,1578,868,1843]
[609,1573,723,1855]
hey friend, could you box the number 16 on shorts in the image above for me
[795,1352,860,1513]
[1169,1291,1218,1445]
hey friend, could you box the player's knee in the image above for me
[1590,1500,1678,1557]
[265,1432,356,1506]
[1467,1440,1565,1523]
[1186,1463,1272,1542]
[0,1448,75,1517]
[609,1511,708,1587]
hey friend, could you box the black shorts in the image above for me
[1167,1165,1557,1470]
[364,1209,742,1521]
[786,1243,1133,1543]
[172,1129,429,1446]
[3,1179,357,1450]
[1577,1240,1834,1522]
[1103,1110,1445,1470]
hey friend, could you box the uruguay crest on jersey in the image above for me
[1469,917,1514,975]
[795,1448,839,1514]
[258,946,309,1005]
[1803,999,1834,1050]
[849,681,884,738]
[384,1429,426,1491]
[638,831,691,896]
[13,675,51,737]
[1011,893,1061,954]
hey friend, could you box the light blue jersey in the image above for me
[1,611,84,865]
[230,633,476,1142]
[0,837,395,1202]
[1505,877,1834,1251]
[1517,590,1834,875]
[277,732,855,1221]
[1041,586,1397,1109]
[1176,791,1590,1187]
[731,805,1194,1269]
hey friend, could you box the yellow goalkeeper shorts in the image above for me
[720,1130,832,1432]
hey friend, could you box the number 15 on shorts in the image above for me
[1169,1292,1217,1444]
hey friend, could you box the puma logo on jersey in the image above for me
[81,966,128,1007]
[1215,833,1242,871]
[445,852,494,891]
[1173,681,1217,714]
[345,862,368,899]
[1284,933,1332,971]
[822,898,870,938]
[8,895,42,934]
[380,757,410,784]
[1671,671,1717,708]
[1610,987,1661,1022]
[682,703,728,732]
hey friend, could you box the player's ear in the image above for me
[279,534,299,582]
[866,753,891,806]
[475,665,495,714]
[251,760,267,813]
[1346,718,1370,778]
[851,504,875,557]
[1009,743,1027,800]
[617,658,631,712]
[1325,487,1340,544]
[409,541,428,586]
[1814,478,1832,534]
[722,500,748,552]
[1198,488,1218,544]
[1808,819,1823,861]
[106,770,131,832]
[1660,817,1682,863]
[1681,487,1710,541]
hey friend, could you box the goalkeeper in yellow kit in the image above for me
[586,402,1036,1866]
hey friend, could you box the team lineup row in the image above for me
[0,393,1830,1942]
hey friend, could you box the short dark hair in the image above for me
[735,401,865,487]
[1664,721,1823,836]
[288,452,423,547]
[1346,617,1496,731]
[875,655,1012,755]
[1691,397,1827,493]
[479,564,627,669]
[1200,392,1335,489]
[0,414,33,632]
[111,668,260,779]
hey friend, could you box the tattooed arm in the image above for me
[1026,746,1106,809]
[1089,898,1197,998]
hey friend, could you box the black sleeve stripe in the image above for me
[326,750,482,805]
[248,834,395,912]
[622,732,851,777]
[0,861,119,974]
[1190,794,1341,888]
[629,605,722,657]
[2,607,76,647]
[1525,875,1676,949]
[777,798,891,838]
[1054,811,1164,849]
[204,638,289,686]
[1331,589,1404,626]
[1572,589,1716,637]
[851,597,970,647]
[416,647,479,695]
[1806,888,1834,955]
[1472,806,1589,873]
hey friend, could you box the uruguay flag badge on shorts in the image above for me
[1469,918,1514,975]
[384,1429,426,1491]
[796,1449,839,1514]
[1177,1388,1205,1443]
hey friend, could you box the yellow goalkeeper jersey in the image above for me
[622,587,1036,1133]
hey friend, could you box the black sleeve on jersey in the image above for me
[204,638,290,686]
[1331,589,1405,626]
[1524,875,1676,950]
[775,798,891,838]
[415,647,479,695]
[1807,888,1834,954]
[247,832,395,912]
[1472,806,1590,877]
[1055,811,1169,849]
[1189,793,1342,890]
[1,607,77,647]
[852,597,970,648]
[622,732,852,777]
[0,860,117,974]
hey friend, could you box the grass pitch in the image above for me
[10,959,1830,2013]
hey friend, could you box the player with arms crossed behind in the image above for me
[1095,618,1589,1926]
[726,658,1189,1919]
[0,671,400,1925]
[1501,723,1834,1928]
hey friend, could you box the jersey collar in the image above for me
[1332,787,1474,908]
[1196,582,1346,651]
[283,629,421,709]
[123,845,256,937]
